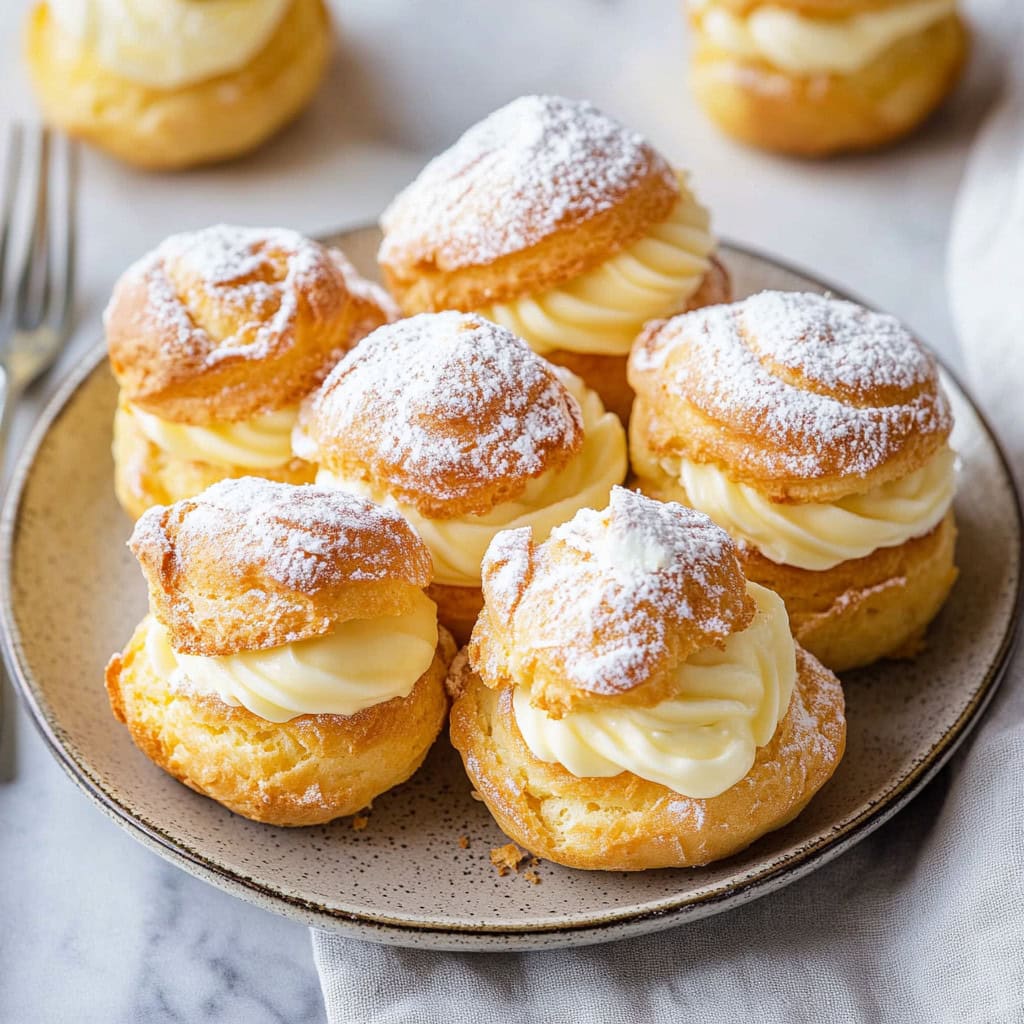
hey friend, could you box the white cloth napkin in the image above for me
[312,16,1024,1020]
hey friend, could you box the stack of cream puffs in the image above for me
[103,95,959,868]
[26,0,332,169]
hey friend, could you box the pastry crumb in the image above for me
[523,870,541,885]
[470,790,484,802]
[351,815,370,831]
[458,835,470,849]
[529,857,540,867]
[490,843,527,877]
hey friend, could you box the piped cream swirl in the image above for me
[129,403,299,470]
[315,371,627,587]
[143,591,439,723]
[662,446,958,571]
[48,0,291,89]
[693,0,957,76]
[513,582,796,799]
[476,175,715,357]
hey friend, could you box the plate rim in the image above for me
[3,235,1022,949]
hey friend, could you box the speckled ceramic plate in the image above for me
[3,228,1021,951]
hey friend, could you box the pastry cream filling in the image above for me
[513,582,796,799]
[476,175,715,358]
[143,592,439,724]
[129,403,299,471]
[315,372,628,587]
[48,0,290,89]
[666,446,957,571]
[693,0,957,75]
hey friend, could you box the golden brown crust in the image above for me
[426,583,484,649]
[25,0,332,170]
[378,96,680,312]
[690,14,968,157]
[741,511,958,671]
[628,291,953,503]
[297,312,584,519]
[448,645,846,870]
[129,477,435,656]
[112,401,315,520]
[106,621,455,826]
[545,256,732,423]
[106,227,394,425]
[690,0,937,15]
[469,487,755,717]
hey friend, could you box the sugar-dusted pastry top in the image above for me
[129,477,433,657]
[469,486,756,716]
[629,290,953,503]
[47,0,291,89]
[378,95,680,311]
[688,0,957,76]
[106,225,395,425]
[295,312,585,519]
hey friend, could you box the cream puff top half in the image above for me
[106,225,394,471]
[378,95,718,358]
[129,477,439,722]
[469,487,798,798]
[45,0,292,89]
[629,290,956,570]
[295,312,628,587]
[687,0,959,76]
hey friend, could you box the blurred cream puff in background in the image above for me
[25,0,332,169]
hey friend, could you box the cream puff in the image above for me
[686,0,968,156]
[106,224,394,520]
[629,290,958,671]
[448,486,846,870]
[25,0,332,170]
[105,477,455,826]
[377,95,730,422]
[294,311,628,643]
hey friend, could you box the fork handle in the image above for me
[0,366,14,484]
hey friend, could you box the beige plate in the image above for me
[2,228,1021,951]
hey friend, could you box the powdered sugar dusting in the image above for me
[107,225,335,369]
[741,291,934,394]
[638,291,951,478]
[131,476,432,593]
[379,95,676,270]
[480,488,752,696]
[306,312,583,508]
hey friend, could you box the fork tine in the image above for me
[0,123,23,314]
[54,134,79,334]
[14,125,52,332]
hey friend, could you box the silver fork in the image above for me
[0,125,79,458]
[0,124,79,766]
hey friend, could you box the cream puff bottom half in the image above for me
[449,646,845,871]
[106,620,455,826]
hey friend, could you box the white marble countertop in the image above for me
[0,0,1004,1019]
